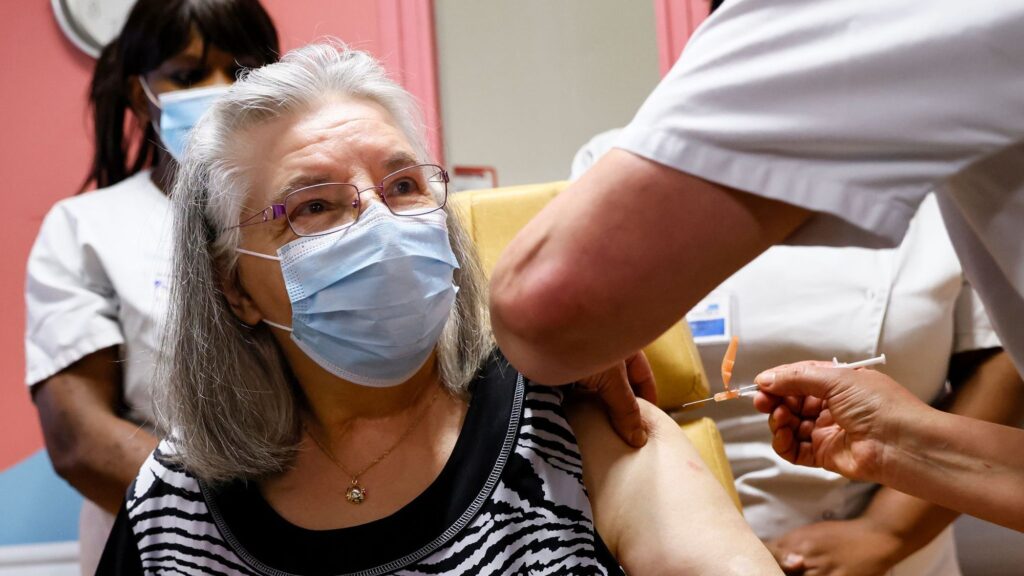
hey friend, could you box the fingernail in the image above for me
[756,371,776,386]
[784,553,803,568]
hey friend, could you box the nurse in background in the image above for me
[572,131,1023,575]
[24,1,278,573]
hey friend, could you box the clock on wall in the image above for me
[52,0,137,58]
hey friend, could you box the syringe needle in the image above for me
[682,397,716,409]
[681,384,760,409]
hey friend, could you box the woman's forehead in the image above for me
[240,98,415,203]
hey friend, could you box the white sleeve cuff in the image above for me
[25,328,124,387]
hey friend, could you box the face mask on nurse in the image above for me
[140,79,229,162]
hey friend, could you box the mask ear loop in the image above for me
[137,76,168,146]
[138,76,161,109]
[263,319,293,332]
[236,247,281,261]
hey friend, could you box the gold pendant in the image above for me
[345,481,367,504]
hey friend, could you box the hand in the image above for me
[767,518,905,576]
[573,351,657,447]
[752,361,929,484]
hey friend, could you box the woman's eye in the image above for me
[294,200,330,217]
[388,178,420,196]
[170,68,207,87]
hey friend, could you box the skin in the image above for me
[765,349,1024,575]
[32,31,252,515]
[576,350,658,446]
[489,148,810,385]
[753,360,1024,532]
[570,398,782,575]
[222,99,766,570]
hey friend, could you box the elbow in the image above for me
[47,436,90,486]
[34,392,89,485]
[489,253,589,384]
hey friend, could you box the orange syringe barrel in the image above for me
[721,336,739,391]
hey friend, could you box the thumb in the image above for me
[756,361,843,399]
[625,351,657,404]
[766,540,805,574]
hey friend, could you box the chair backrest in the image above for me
[450,182,709,408]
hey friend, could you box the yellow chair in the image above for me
[451,181,741,508]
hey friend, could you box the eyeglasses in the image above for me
[233,163,449,237]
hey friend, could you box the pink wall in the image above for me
[0,1,93,470]
[0,1,440,471]
[654,0,712,76]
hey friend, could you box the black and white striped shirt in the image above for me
[98,354,622,575]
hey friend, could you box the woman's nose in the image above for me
[357,187,386,214]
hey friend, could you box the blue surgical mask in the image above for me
[237,203,460,387]
[140,79,229,162]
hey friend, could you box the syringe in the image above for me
[681,353,887,409]
[681,384,759,408]
[833,353,886,369]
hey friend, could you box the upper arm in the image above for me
[28,206,126,447]
[946,349,1024,425]
[490,149,808,384]
[34,347,124,452]
[567,398,781,575]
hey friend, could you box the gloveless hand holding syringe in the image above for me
[681,336,887,409]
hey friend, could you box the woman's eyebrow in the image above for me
[272,153,417,202]
[274,175,331,203]
[383,152,419,174]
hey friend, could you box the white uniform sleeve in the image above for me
[618,0,1024,248]
[25,202,124,386]
[569,128,623,181]
[952,280,1001,354]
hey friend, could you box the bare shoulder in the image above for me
[566,397,782,576]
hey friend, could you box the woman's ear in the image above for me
[220,269,264,326]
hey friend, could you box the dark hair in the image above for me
[84,0,279,191]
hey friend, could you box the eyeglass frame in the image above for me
[230,163,450,238]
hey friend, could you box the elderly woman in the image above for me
[97,42,779,575]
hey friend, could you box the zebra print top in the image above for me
[97,354,623,575]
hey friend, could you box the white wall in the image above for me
[0,543,77,576]
[435,0,660,187]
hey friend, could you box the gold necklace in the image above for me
[304,387,442,505]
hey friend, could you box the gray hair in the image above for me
[156,40,493,484]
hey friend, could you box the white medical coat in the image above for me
[24,170,172,573]
[618,0,1024,375]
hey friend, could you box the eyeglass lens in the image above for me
[284,164,447,236]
